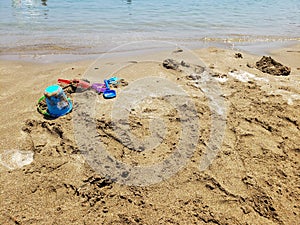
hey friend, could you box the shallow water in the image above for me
[0,0,299,54]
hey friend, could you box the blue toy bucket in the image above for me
[44,85,72,117]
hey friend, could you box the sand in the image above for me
[0,44,299,224]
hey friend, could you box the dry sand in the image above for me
[0,44,299,224]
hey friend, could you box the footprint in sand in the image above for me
[0,149,34,170]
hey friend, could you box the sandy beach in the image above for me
[0,43,299,224]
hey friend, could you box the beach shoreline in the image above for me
[1,38,299,63]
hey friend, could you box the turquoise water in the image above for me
[0,0,299,54]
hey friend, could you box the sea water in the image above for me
[0,0,299,55]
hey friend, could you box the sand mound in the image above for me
[256,56,291,76]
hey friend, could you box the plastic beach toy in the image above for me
[91,83,106,94]
[44,85,72,117]
[103,79,116,99]
[107,76,120,84]
[58,78,91,90]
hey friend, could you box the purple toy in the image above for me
[91,83,106,94]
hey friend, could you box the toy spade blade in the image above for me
[103,79,116,99]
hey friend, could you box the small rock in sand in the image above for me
[162,59,180,71]
[235,53,243,58]
[173,48,183,53]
